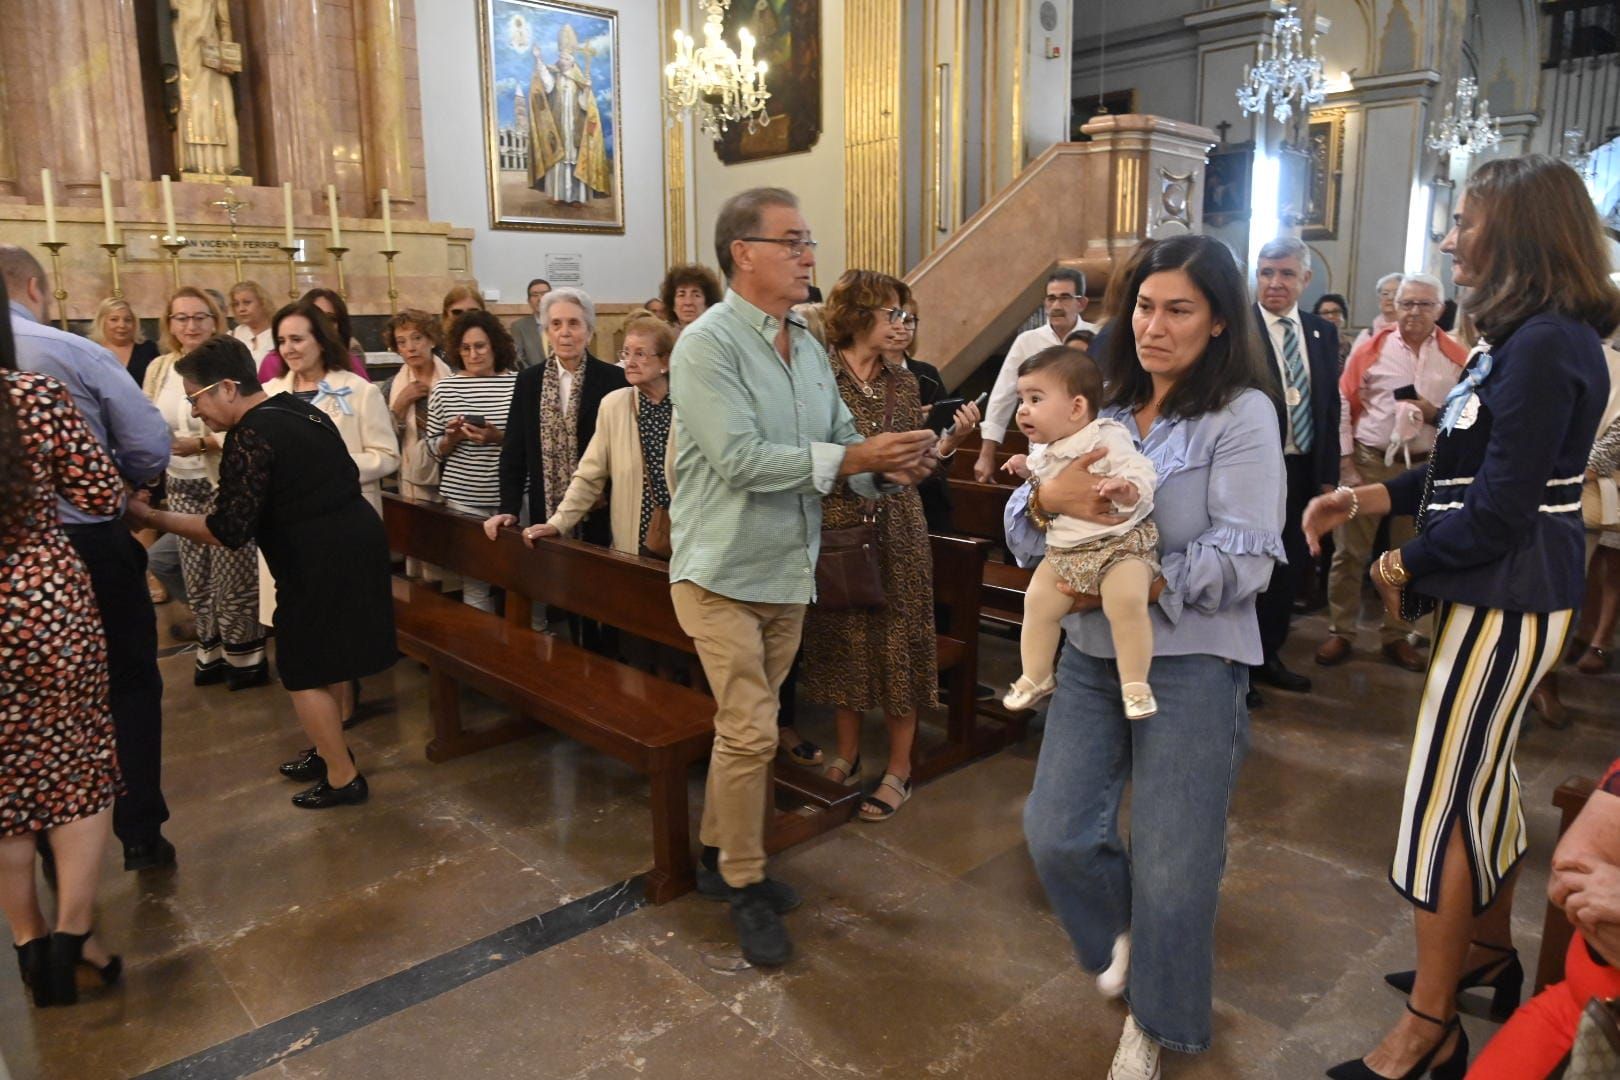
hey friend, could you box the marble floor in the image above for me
[1,598,1615,1080]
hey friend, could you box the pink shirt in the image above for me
[258,348,371,383]
[1338,329,1460,457]
[1349,314,1394,354]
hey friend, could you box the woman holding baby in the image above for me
[1008,234,1285,1076]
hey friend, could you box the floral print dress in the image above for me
[0,371,124,835]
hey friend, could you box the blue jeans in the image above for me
[1023,648,1249,1053]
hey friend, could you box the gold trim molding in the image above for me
[846,0,903,274]
[659,0,688,265]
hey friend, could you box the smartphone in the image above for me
[1391,385,1420,402]
[942,392,989,438]
[461,414,487,428]
[924,396,966,434]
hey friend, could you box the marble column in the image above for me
[355,0,414,211]
[248,0,334,193]
[41,0,102,198]
[87,0,154,182]
[0,57,17,196]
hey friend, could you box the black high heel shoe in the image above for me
[1325,1003,1468,1079]
[47,930,121,1007]
[14,938,51,1007]
[1383,940,1522,1021]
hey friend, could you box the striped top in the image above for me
[426,372,518,508]
[669,289,883,605]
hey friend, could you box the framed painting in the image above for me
[1300,109,1347,240]
[479,0,625,233]
[1202,142,1253,226]
[712,0,822,164]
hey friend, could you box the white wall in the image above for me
[416,0,668,304]
[1023,0,1072,157]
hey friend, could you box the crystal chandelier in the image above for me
[1236,5,1326,125]
[1561,127,1595,180]
[1425,77,1501,156]
[663,0,771,139]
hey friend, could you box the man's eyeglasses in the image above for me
[185,379,232,404]
[873,307,917,328]
[169,313,216,325]
[1395,300,1440,312]
[1045,293,1080,304]
[738,236,819,259]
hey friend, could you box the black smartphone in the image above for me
[924,396,966,434]
[461,414,487,428]
[1391,385,1420,402]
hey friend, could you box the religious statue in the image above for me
[160,0,244,178]
[527,23,611,207]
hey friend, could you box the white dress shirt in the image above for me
[1260,304,1310,456]
[982,319,1098,443]
[553,352,579,404]
[232,323,274,363]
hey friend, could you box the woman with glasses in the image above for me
[88,297,159,387]
[143,287,266,688]
[522,315,677,557]
[801,270,981,821]
[881,291,955,533]
[440,284,486,344]
[1312,293,1354,368]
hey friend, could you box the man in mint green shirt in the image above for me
[669,187,935,967]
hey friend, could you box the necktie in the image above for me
[1281,318,1313,453]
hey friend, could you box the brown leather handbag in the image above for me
[641,505,672,560]
[813,370,893,611]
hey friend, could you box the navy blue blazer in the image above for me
[1254,305,1341,489]
[1387,312,1609,613]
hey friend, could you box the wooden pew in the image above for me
[382,494,862,902]
[1535,775,1599,992]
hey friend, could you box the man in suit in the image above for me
[511,277,551,369]
[1249,237,1340,707]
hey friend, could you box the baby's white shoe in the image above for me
[1002,674,1056,711]
[1122,682,1157,720]
[1097,931,1130,998]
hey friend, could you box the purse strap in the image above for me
[859,367,897,522]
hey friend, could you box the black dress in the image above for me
[206,394,396,691]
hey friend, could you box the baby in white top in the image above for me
[1003,346,1162,719]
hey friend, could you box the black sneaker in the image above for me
[696,866,802,913]
[729,883,793,967]
[291,773,368,809]
[123,836,177,872]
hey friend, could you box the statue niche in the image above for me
[160,0,245,180]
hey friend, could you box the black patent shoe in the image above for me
[1384,940,1522,1021]
[122,836,177,872]
[291,773,369,809]
[1326,1004,1467,1079]
[14,938,51,1007]
[47,930,121,1007]
[279,747,355,782]
[193,659,228,686]
[227,662,270,692]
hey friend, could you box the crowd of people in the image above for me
[2,153,1619,1080]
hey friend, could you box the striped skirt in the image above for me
[1391,601,1573,912]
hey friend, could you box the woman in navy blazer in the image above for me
[1306,155,1620,1080]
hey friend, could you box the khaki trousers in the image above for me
[671,581,806,888]
[1329,444,1417,645]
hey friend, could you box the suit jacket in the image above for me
[1254,304,1341,489]
[497,352,628,545]
[511,316,546,370]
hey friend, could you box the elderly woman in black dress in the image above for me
[126,336,396,810]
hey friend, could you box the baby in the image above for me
[1003,345,1162,719]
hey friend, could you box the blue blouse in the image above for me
[1005,387,1286,666]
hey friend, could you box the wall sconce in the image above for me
[1428,171,1456,242]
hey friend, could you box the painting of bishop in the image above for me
[482,0,623,232]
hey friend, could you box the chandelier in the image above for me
[1561,127,1595,180]
[663,0,771,139]
[1425,77,1501,156]
[1236,5,1326,125]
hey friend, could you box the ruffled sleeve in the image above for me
[1156,391,1286,623]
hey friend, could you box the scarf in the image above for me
[1339,324,1469,430]
[539,353,587,521]
[388,356,452,444]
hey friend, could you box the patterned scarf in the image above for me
[539,354,586,520]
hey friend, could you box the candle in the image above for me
[327,184,341,246]
[100,172,118,245]
[41,168,57,243]
[282,182,295,247]
[380,188,393,249]
[161,174,177,239]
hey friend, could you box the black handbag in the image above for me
[813,370,892,612]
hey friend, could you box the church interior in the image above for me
[1,1,1619,1078]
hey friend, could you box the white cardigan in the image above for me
[546,385,676,555]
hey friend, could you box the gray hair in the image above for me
[714,187,800,279]
[1397,273,1444,298]
[1256,236,1311,271]
[538,287,596,333]
[1376,272,1405,292]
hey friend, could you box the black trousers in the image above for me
[1256,452,1319,661]
[65,522,169,847]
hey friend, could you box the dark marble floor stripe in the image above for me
[134,875,647,1080]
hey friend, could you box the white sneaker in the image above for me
[1003,674,1056,711]
[1097,931,1130,998]
[1122,682,1158,720]
[1108,1014,1162,1080]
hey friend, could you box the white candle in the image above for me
[327,184,341,246]
[41,168,57,243]
[380,188,393,249]
[100,172,117,245]
[161,174,177,238]
[282,182,295,247]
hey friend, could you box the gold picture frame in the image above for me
[1301,108,1347,240]
[478,0,626,233]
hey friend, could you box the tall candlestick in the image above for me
[380,188,394,249]
[41,169,58,243]
[99,172,117,245]
[327,185,341,246]
[161,174,177,238]
[282,182,295,247]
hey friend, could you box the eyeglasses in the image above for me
[872,307,917,328]
[738,236,819,258]
[1045,293,1080,304]
[184,379,232,404]
[618,348,665,364]
[169,313,216,325]
[1395,300,1440,312]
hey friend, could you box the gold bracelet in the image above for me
[1379,549,1411,587]
[1026,478,1052,532]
